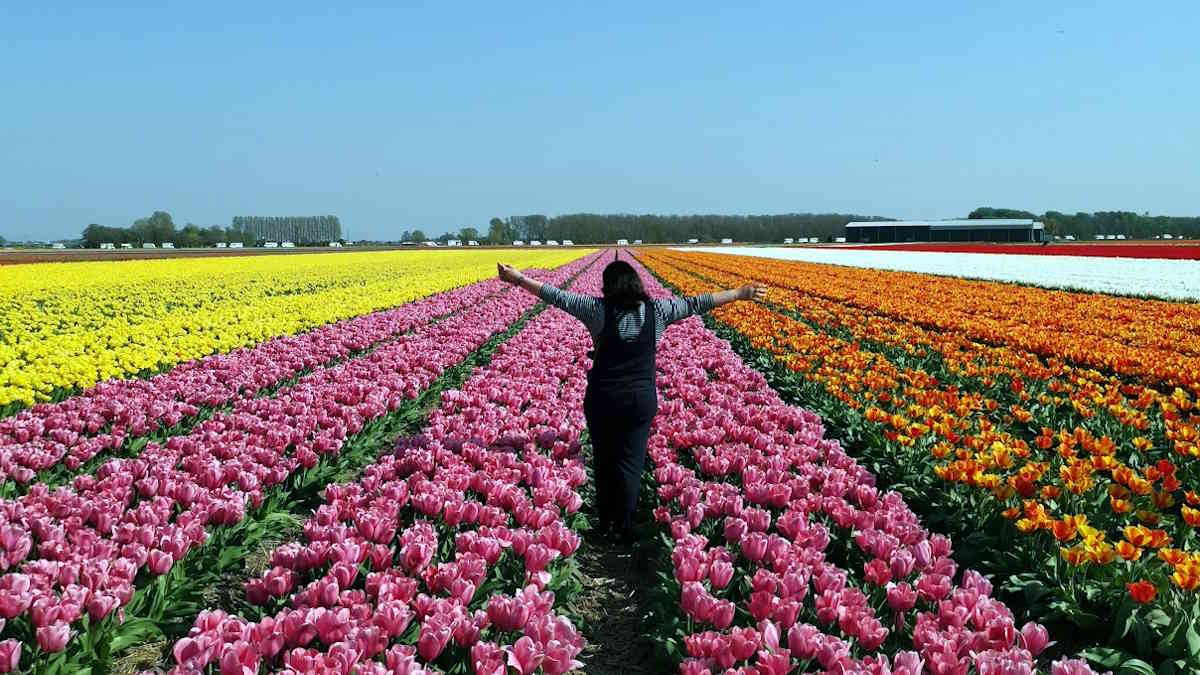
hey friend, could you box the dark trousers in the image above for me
[584,384,657,532]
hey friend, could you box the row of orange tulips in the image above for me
[638,248,1200,668]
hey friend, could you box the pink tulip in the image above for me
[218,640,258,675]
[1051,659,1106,675]
[417,619,453,662]
[708,560,734,589]
[147,549,173,575]
[35,622,71,653]
[506,636,543,675]
[1019,621,1050,656]
[0,640,20,674]
[887,582,917,612]
[893,651,926,675]
[740,532,768,562]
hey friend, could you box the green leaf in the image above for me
[1186,623,1200,659]
[108,617,165,654]
[1082,647,1135,669]
[1116,659,1157,675]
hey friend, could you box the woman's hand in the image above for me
[738,283,767,301]
[497,263,522,284]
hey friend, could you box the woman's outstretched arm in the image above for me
[497,263,605,334]
[655,283,767,327]
[497,263,543,296]
[712,283,767,307]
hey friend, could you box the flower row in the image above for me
[162,256,609,674]
[0,256,597,668]
[626,253,1103,675]
[0,278,510,488]
[0,249,587,410]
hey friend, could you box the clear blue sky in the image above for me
[2,1,1197,241]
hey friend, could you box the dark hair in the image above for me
[601,260,649,309]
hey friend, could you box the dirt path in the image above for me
[568,533,659,675]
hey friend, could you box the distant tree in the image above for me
[968,207,1037,220]
[0,234,5,246]
[178,223,205,248]
[487,218,512,244]
[202,225,226,246]
[400,230,412,242]
[410,229,427,243]
[131,211,176,245]
[458,227,479,242]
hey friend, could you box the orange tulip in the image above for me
[1171,563,1200,591]
[1115,541,1142,561]
[1159,548,1188,567]
[1124,526,1152,547]
[1183,506,1200,528]
[1060,546,1089,566]
[1051,519,1077,542]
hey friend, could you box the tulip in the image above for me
[1019,621,1051,656]
[147,549,173,576]
[35,622,71,653]
[887,581,917,613]
[218,640,258,675]
[1051,658,1104,675]
[0,641,20,674]
[506,636,543,675]
[487,595,531,633]
[1126,580,1157,604]
[415,619,452,662]
[708,560,734,589]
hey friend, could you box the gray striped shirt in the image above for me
[538,286,716,344]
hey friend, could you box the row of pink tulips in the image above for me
[162,260,609,674]
[624,253,1104,675]
[0,256,598,670]
[0,278,511,486]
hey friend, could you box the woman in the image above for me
[497,257,766,543]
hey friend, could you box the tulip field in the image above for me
[0,244,1183,675]
[637,247,1200,675]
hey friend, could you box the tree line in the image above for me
[81,212,258,248]
[80,212,347,248]
[969,208,1200,239]
[479,213,889,245]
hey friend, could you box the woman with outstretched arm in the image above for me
[497,258,766,544]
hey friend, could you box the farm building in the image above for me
[845,219,1044,243]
